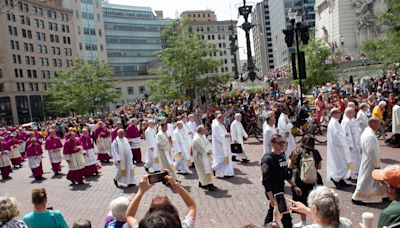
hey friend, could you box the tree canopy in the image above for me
[361,0,400,67]
[45,59,120,116]
[147,20,230,102]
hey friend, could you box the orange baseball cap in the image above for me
[372,165,400,188]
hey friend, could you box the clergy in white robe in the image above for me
[263,111,277,156]
[327,108,352,186]
[357,103,369,132]
[230,113,249,162]
[212,114,234,178]
[144,120,160,172]
[173,122,191,174]
[187,114,197,136]
[181,115,193,166]
[341,107,361,177]
[156,123,178,180]
[277,111,295,159]
[111,129,136,187]
[192,125,217,191]
[352,118,384,204]
[392,99,400,147]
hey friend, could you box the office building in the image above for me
[180,10,240,78]
[252,1,274,77]
[62,0,107,62]
[0,0,74,124]
[102,3,173,105]
[269,0,316,68]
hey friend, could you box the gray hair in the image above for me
[110,196,129,221]
[196,125,205,133]
[307,186,340,228]
[0,196,20,222]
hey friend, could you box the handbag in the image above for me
[230,143,243,154]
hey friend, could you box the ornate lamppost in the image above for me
[238,0,261,82]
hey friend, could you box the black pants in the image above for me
[264,203,292,228]
[395,134,400,147]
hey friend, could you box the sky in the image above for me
[108,0,253,59]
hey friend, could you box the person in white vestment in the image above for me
[144,120,160,173]
[327,108,352,189]
[181,115,193,166]
[212,114,234,178]
[277,109,296,159]
[192,125,217,191]
[263,111,277,156]
[111,129,136,188]
[357,103,369,133]
[187,114,197,137]
[352,117,385,205]
[156,123,178,180]
[341,107,361,178]
[173,121,191,174]
[230,113,250,163]
[392,98,400,147]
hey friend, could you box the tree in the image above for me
[361,0,400,67]
[45,59,120,116]
[147,20,230,103]
[298,32,335,92]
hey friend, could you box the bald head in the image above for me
[117,129,125,138]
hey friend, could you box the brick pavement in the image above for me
[1,137,398,228]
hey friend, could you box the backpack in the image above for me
[299,151,318,184]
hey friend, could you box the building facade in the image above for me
[0,0,74,125]
[269,0,316,68]
[102,3,173,105]
[62,0,107,62]
[315,0,386,57]
[180,10,240,78]
[252,1,274,77]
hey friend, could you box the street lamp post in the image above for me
[283,8,310,103]
[238,0,261,82]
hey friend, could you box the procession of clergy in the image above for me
[0,113,249,191]
[1,99,399,199]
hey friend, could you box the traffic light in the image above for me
[283,29,294,47]
[298,51,306,80]
[300,26,310,45]
[291,53,297,80]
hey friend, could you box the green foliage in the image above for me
[45,59,120,116]
[297,32,335,92]
[147,20,229,102]
[361,0,400,67]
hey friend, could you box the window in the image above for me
[21,83,25,91]
[50,34,54,42]
[0,84,4,93]
[29,83,33,91]
[77,26,81,35]
[53,59,57,67]
[25,56,30,64]
[29,43,33,52]
[27,30,32,39]
[13,27,17,36]
[22,29,28,38]
[10,40,15,49]
[17,83,20,91]
[79,43,82,50]
[25,43,29,51]
[127,87,133,94]
[139,86,145,94]
[98,29,102,36]
[8,26,12,35]
[34,83,38,91]
[27,69,32,78]
[14,68,18,77]
[15,41,19,50]
[48,22,53,30]
[43,83,47,91]
[19,69,23,77]
[31,57,35,65]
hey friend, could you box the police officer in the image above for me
[261,134,302,227]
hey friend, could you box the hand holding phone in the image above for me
[274,192,289,214]
[148,171,168,184]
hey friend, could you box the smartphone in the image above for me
[148,171,168,184]
[274,192,289,214]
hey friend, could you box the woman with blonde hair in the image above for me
[0,196,27,227]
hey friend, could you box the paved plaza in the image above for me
[1,137,398,228]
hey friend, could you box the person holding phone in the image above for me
[126,171,196,228]
[261,134,301,228]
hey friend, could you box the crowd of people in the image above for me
[0,72,400,228]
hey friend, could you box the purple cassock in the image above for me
[0,142,12,179]
[45,136,63,173]
[63,139,85,184]
[26,143,43,179]
[79,135,100,176]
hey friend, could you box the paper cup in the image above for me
[362,212,375,228]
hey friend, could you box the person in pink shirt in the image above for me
[8,134,22,168]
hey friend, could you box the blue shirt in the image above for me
[23,210,68,228]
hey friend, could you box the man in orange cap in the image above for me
[372,165,400,228]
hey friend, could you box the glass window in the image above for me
[127,87,134,94]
